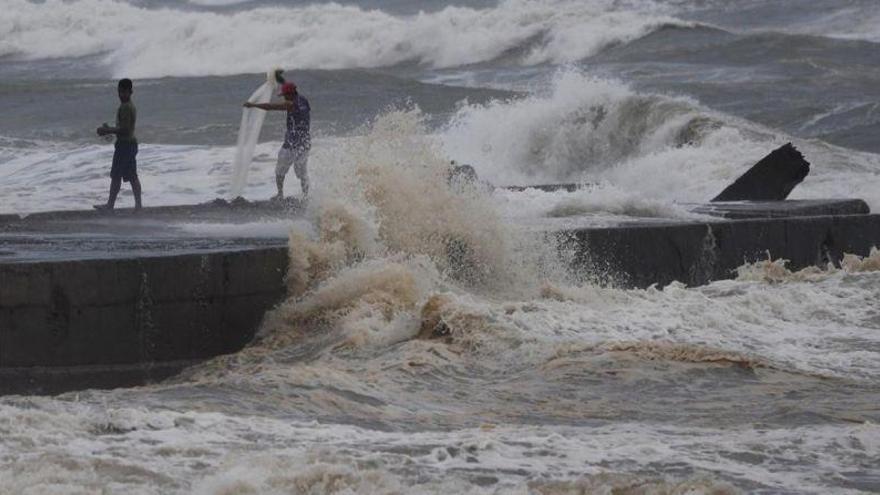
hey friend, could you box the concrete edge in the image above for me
[0,359,202,396]
[559,213,880,289]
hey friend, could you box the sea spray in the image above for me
[442,71,741,185]
[442,69,880,210]
[243,108,573,354]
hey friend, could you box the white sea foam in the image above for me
[441,70,880,210]
[0,138,319,214]
[441,71,767,187]
[1,0,684,78]
[0,395,875,494]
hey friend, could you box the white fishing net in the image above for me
[229,70,278,198]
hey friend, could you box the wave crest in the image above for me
[442,71,751,188]
[3,0,687,78]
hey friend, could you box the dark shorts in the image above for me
[276,144,309,178]
[111,141,138,182]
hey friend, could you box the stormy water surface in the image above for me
[1,0,880,493]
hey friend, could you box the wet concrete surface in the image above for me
[0,198,299,263]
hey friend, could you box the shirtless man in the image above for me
[96,78,142,210]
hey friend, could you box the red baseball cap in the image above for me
[278,82,297,96]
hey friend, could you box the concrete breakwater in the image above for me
[0,248,288,394]
[565,213,880,288]
[1,199,878,394]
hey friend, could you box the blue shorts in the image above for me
[111,141,138,182]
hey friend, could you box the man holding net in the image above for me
[244,81,311,201]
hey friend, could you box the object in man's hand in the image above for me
[99,123,113,142]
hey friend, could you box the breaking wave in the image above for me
[441,70,777,195]
[242,108,566,356]
[1,0,688,78]
[441,70,880,210]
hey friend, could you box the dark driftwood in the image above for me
[712,143,810,202]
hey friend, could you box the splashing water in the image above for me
[735,247,880,284]
[249,108,572,354]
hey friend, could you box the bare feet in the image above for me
[93,204,113,211]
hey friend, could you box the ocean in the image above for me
[1,0,880,493]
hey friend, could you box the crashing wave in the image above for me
[3,0,689,78]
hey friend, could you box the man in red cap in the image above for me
[244,81,311,201]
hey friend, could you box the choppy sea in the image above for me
[2,0,880,493]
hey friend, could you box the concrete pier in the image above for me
[0,201,295,394]
[563,213,880,288]
[0,248,288,395]
[2,198,878,395]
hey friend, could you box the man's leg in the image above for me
[275,174,285,199]
[298,163,308,199]
[293,149,309,199]
[97,144,123,210]
[94,177,120,210]
[131,176,143,210]
[106,176,122,208]
[129,144,141,210]
[275,147,293,200]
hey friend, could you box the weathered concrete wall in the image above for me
[562,214,880,288]
[0,247,288,394]
[3,211,880,395]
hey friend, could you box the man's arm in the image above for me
[97,125,130,136]
[97,106,134,136]
[244,101,294,111]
